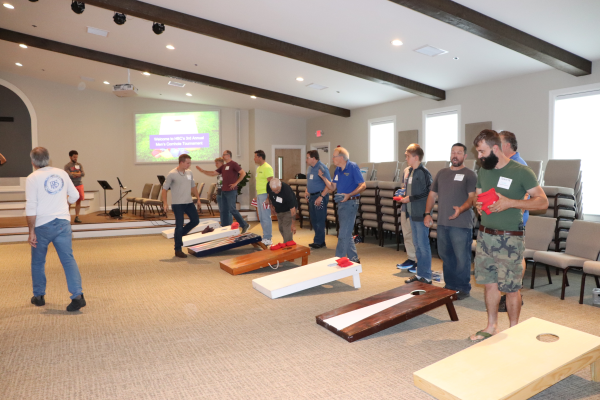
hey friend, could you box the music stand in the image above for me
[157,175,165,189]
[97,180,113,216]
[113,177,131,218]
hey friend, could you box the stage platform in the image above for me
[414,317,600,400]
[316,282,458,342]
[221,244,311,276]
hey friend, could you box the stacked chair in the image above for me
[378,181,403,250]
[192,182,205,211]
[357,181,379,240]
[295,179,311,229]
[524,160,544,184]
[198,183,217,215]
[358,162,376,181]
[373,161,399,181]
[140,184,162,217]
[127,183,153,215]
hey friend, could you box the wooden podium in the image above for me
[220,244,310,276]
[316,282,458,342]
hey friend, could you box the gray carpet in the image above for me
[1,222,600,399]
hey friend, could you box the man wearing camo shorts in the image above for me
[469,130,548,342]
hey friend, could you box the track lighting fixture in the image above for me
[152,22,165,35]
[113,12,126,25]
[71,1,85,14]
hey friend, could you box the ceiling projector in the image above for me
[112,83,138,97]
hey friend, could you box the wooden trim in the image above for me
[0,29,351,117]
[389,0,592,76]
[81,0,445,100]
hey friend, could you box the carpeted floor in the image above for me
[1,222,600,399]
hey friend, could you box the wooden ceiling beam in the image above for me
[389,0,591,76]
[82,0,445,100]
[0,28,351,117]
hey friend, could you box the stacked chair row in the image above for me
[126,181,214,217]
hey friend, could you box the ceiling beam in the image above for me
[389,0,591,76]
[82,0,445,101]
[0,28,351,117]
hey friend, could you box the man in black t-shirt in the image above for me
[266,178,297,243]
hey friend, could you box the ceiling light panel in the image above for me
[306,83,328,90]
[87,26,109,37]
[168,81,185,87]
[414,45,448,57]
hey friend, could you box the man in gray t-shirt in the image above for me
[424,144,477,299]
[161,154,200,258]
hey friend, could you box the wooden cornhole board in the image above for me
[316,282,458,342]
[187,233,266,257]
[414,317,600,400]
[220,245,310,276]
[182,226,238,247]
[252,257,362,299]
[161,220,220,239]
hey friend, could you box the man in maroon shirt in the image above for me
[197,150,249,232]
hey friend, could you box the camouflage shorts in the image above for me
[474,230,525,293]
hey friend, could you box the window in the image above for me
[368,117,396,163]
[423,107,460,162]
[551,87,600,215]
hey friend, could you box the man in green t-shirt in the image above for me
[469,130,548,343]
[252,150,274,246]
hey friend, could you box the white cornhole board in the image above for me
[182,226,239,247]
[252,257,362,299]
[161,220,220,239]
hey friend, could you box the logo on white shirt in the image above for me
[44,175,64,194]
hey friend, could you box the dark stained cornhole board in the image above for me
[316,282,458,342]
[186,232,266,257]
[220,244,310,276]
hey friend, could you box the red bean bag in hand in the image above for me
[393,196,404,202]
[477,188,499,215]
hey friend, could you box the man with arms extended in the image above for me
[424,143,477,300]
[64,150,85,223]
[162,154,200,258]
[470,129,547,342]
[197,150,249,232]
[266,178,297,243]
[319,147,365,263]
[27,147,86,312]
[304,150,330,249]
[252,150,274,246]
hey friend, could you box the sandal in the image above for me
[469,331,493,343]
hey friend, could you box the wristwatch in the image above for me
[423,212,431,217]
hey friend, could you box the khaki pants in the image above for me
[401,211,416,261]
[277,211,294,243]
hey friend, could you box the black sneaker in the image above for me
[66,294,86,312]
[498,294,523,312]
[405,275,432,284]
[241,224,249,234]
[74,216,82,223]
[456,291,471,300]
[31,295,45,306]
[309,243,326,249]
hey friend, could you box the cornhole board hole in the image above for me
[414,317,600,400]
[316,282,458,342]
[187,233,266,257]
[252,257,362,299]
[182,226,238,247]
[161,220,220,239]
[221,244,310,276]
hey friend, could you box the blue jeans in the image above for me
[437,225,473,293]
[335,195,359,262]
[409,216,432,280]
[31,218,82,299]
[257,193,272,240]
[309,193,329,245]
[221,190,248,229]
[172,203,200,251]
[216,193,226,226]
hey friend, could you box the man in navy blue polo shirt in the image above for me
[304,150,331,249]
[319,147,366,262]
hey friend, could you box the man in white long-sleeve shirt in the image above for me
[26,147,86,312]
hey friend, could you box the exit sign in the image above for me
[316,130,323,137]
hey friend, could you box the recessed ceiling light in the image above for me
[19,44,27,49]
[103,81,110,84]
[166,45,175,50]
[15,62,22,66]
[391,39,403,46]
[3,3,15,9]
[296,77,304,82]
[250,95,257,99]
[142,72,151,76]
[453,57,460,60]
[185,93,192,97]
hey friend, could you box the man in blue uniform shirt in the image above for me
[319,147,366,262]
[304,150,331,249]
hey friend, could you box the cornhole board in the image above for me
[220,244,310,276]
[252,257,362,299]
[414,317,600,400]
[182,226,238,247]
[316,282,458,342]
[161,220,220,239]
[186,233,266,257]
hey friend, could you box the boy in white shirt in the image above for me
[26,147,86,312]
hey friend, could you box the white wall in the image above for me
[307,60,600,165]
